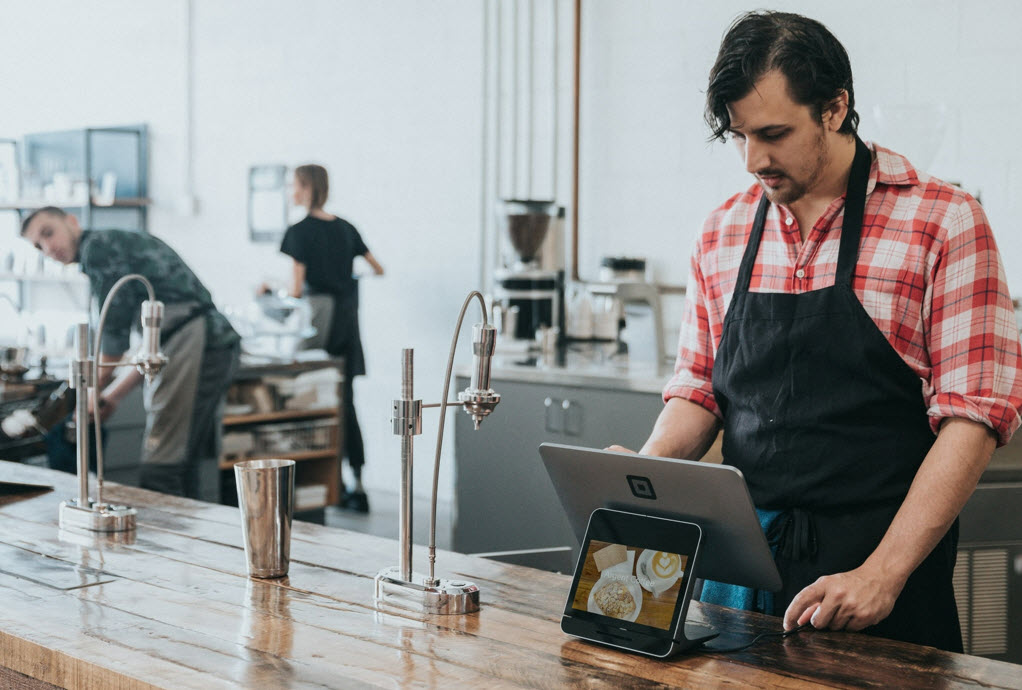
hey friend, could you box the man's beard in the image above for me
[760,130,829,205]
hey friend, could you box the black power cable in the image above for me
[702,623,810,653]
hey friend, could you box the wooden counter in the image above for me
[0,462,1019,689]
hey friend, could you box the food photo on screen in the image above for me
[571,540,688,630]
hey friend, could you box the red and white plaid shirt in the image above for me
[664,142,1022,445]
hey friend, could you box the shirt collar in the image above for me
[74,229,91,264]
[866,140,919,194]
[764,140,919,227]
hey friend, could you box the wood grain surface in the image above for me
[0,461,1019,689]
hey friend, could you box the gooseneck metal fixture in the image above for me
[59,274,167,533]
[374,290,500,614]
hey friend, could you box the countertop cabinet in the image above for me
[453,375,664,572]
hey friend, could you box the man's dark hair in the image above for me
[705,11,859,142]
[20,206,67,235]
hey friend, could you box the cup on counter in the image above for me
[234,459,295,578]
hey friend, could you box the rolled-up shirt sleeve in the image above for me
[925,197,1022,446]
[663,238,722,418]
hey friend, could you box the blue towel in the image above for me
[698,508,781,614]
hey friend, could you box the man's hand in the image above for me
[782,419,995,636]
[605,445,636,454]
[85,392,118,424]
[783,563,905,632]
[96,395,118,423]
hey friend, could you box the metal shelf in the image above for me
[0,271,87,284]
[0,197,150,210]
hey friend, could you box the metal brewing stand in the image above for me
[374,291,500,614]
[59,275,166,533]
[58,322,139,531]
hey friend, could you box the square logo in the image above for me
[626,475,656,500]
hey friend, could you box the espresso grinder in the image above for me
[493,199,564,345]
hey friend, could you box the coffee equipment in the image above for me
[567,257,648,344]
[493,199,564,343]
[599,256,647,283]
[0,346,30,382]
[593,256,646,342]
[566,256,667,371]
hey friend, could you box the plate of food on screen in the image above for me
[586,543,642,621]
[587,576,643,621]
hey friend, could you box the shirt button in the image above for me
[795,269,805,278]
[785,216,794,226]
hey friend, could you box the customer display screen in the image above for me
[570,539,688,631]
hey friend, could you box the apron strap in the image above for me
[734,193,771,295]
[736,136,872,295]
[835,137,872,286]
[160,303,213,345]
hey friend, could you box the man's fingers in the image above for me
[826,605,855,631]
[799,602,820,628]
[786,568,901,633]
[845,606,885,632]
[605,445,636,454]
[784,584,822,630]
[811,598,841,629]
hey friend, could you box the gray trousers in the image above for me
[139,309,240,499]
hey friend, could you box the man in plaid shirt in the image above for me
[615,12,1022,652]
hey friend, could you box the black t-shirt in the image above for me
[280,215,369,296]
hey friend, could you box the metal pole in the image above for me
[400,348,414,581]
[479,0,492,292]
[73,323,90,507]
[570,0,581,281]
[511,0,519,196]
[552,0,559,201]
[527,0,535,199]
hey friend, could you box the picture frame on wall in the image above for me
[248,164,289,243]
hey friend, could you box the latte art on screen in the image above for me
[651,552,681,579]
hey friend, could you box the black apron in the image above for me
[314,279,366,379]
[710,138,962,652]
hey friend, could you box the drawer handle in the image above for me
[545,397,560,433]
[562,399,582,436]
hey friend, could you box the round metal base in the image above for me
[374,566,480,614]
[59,499,137,533]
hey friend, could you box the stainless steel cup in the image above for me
[234,459,295,578]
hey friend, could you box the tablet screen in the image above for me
[562,508,701,650]
[570,539,688,630]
